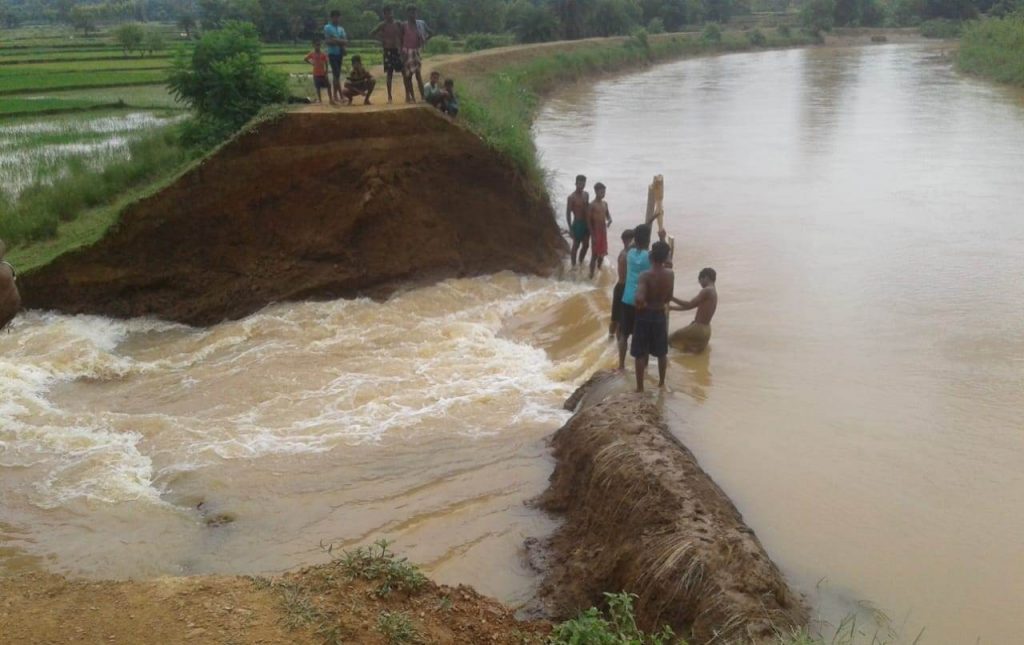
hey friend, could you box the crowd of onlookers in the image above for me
[304,5,458,117]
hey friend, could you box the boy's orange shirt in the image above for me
[305,51,328,77]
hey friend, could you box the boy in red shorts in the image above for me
[587,182,613,280]
[304,40,333,104]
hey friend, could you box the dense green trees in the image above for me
[3,0,1020,42]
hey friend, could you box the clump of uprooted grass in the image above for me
[0,128,189,246]
[957,13,1024,86]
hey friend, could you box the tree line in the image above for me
[3,0,1022,41]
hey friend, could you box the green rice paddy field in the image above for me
[0,23,403,254]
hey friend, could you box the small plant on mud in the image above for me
[549,592,680,645]
[378,611,421,644]
[326,538,427,597]
[278,582,343,645]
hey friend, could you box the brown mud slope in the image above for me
[535,372,807,643]
[0,565,549,644]
[21,109,564,326]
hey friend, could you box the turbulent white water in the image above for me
[0,272,612,601]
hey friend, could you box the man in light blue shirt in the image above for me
[323,10,348,103]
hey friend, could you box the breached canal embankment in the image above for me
[531,371,808,642]
[20,108,565,326]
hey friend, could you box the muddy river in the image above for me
[533,43,1024,643]
[1,43,1022,643]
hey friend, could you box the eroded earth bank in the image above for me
[20,109,565,325]
[0,371,806,643]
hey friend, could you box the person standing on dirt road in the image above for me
[632,241,674,392]
[401,5,427,102]
[566,174,590,269]
[323,10,349,104]
[0,240,21,331]
[370,6,404,104]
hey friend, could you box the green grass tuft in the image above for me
[377,610,422,644]
[326,538,428,598]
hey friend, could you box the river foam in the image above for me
[0,273,590,513]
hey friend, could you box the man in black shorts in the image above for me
[610,228,634,337]
[371,6,404,104]
[631,241,674,392]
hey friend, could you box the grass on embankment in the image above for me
[451,28,819,190]
[2,129,192,270]
[957,14,1024,86]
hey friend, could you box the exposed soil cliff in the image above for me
[535,371,808,643]
[21,109,565,325]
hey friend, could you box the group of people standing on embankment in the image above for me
[566,175,718,392]
[304,5,458,117]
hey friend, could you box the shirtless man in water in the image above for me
[566,174,590,268]
[632,241,674,392]
[0,240,22,331]
[670,267,718,353]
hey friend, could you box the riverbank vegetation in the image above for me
[957,12,1024,84]
[454,28,819,188]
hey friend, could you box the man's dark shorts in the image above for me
[383,48,403,73]
[314,75,330,90]
[328,53,344,80]
[611,282,625,324]
[631,308,668,358]
[620,303,636,338]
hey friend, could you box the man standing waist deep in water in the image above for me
[670,267,718,353]
[0,239,21,331]
[566,174,590,269]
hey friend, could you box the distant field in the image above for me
[0,28,386,115]
[0,21,429,222]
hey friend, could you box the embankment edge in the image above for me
[532,371,809,642]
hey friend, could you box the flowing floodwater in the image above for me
[2,43,1022,644]
[533,44,1024,643]
[0,275,614,606]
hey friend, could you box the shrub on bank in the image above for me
[748,28,769,46]
[167,21,288,148]
[425,35,454,54]
[702,22,723,43]
[464,33,515,51]
[919,18,963,38]
[957,13,1024,85]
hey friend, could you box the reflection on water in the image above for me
[534,44,1024,644]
